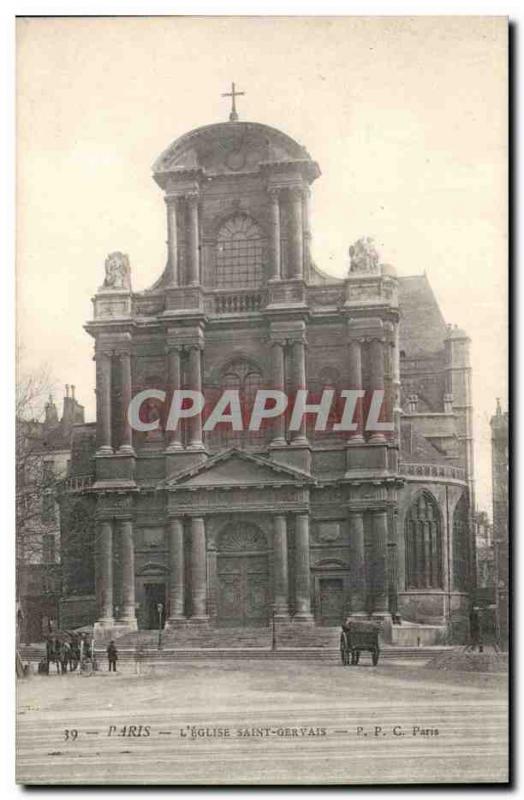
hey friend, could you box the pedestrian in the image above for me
[107,640,118,672]
[60,640,71,674]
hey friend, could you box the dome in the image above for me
[447,324,469,340]
[152,121,319,185]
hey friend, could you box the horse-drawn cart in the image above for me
[340,619,380,666]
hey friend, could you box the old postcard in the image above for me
[15,15,509,785]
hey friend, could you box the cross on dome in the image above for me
[221,82,245,122]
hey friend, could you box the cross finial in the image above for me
[222,81,245,122]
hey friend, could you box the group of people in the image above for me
[40,632,95,675]
[39,632,120,675]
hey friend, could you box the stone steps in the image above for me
[19,643,453,663]
[114,625,341,650]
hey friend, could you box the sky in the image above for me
[16,16,507,515]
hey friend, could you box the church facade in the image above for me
[60,108,475,643]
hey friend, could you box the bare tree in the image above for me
[16,358,61,616]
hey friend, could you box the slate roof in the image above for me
[400,420,449,465]
[398,274,449,357]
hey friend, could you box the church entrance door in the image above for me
[144,582,166,629]
[318,577,345,626]
[216,524,269,627]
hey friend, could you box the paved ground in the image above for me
[17,660,508,785]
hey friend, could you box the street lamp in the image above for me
[157,602,164,650]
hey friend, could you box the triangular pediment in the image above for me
[161,448,312,490]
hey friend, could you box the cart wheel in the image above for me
[372,649,379,666]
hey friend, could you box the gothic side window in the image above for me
[216,215,265,289]
[452,494,469,591]
[405,491,443,589]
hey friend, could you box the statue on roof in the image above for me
[103,252,131,290]
[348,237,381,275]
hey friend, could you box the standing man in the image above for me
[107,640,118,672]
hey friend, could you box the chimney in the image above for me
[44,395,58,426]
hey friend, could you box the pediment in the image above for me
[161,449,312,490]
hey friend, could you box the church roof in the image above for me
[153,121,319,179]
[398,274,449,356]
[400,420,450,465]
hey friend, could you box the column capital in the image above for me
[185,341,204,352]
[117,347,132,359]
[288,184,306,200]
[347,508,365,517]
[185,191,200,206]
[267,186,282,200]
[165,342,184,355]
[165,193,183,207]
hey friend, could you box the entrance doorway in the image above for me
[144,583,166,629]
[318,577,345,626]
[216,524,269,627]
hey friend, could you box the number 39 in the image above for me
[64,729,78,741]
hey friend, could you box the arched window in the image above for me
[212,358,264,449]
[453,494,470,591]
[216,215,265,289]
[405,491,442,589]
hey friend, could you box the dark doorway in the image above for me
[144,583,166,629]
[216,523,270,627]
[318,577,345,626]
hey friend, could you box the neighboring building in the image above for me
[491,400,509,648]
[17,386,84,642]
[474,510,495,590]
[61,106,477,643]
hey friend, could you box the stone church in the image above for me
[61,98,476,643]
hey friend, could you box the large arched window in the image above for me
[405,491,442,589]
[211,358,264,449]
[216,215,265,289]
[453,494,470,591]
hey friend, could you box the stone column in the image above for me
[348,511,366,614]
[371,510,389,614]
[96,520,114,624]
[302,187,311,277]
[187,194,200,286]
[288,186,304,279]
[98,352,113,454]
[187,345,204,449]
[270,340,286,446]
[368,338,386,443]
[118,351,134,454]
[191,517,208,620]
[268,189,281,280]
[348,339,365,443]
[273,515,289,617]
[166,196,179,285]
[392,322,402,448]
[294,513,313,620]
[167,518,185,622]
[118,519,136,626]
[290,339,308,445]
[166,347,183,451]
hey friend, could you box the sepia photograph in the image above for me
[13,13,508,786]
